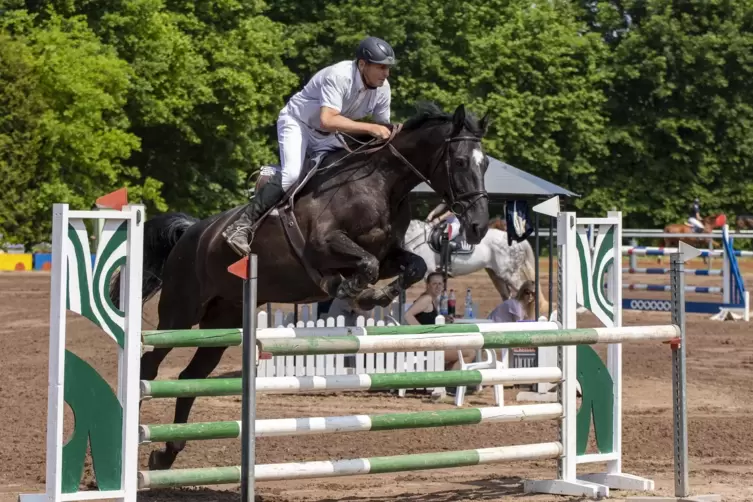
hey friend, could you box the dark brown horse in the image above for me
[122,103,491,471]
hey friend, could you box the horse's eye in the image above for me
[454,157,466,168]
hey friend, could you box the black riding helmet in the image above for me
[356,36,397,65]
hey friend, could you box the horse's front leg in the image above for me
[318,231,380,299]
[353,247,427,310]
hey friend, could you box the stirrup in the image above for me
[223,222,254,256]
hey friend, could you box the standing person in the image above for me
[488,280,536,322]
[223,36,397,255]
[404,272,475,373]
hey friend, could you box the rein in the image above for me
[331,122,488,219]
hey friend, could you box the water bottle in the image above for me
[464,288,473,318]
[439,289,448,316]
[447,289,456,317]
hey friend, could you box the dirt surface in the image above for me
[1,256,752,502]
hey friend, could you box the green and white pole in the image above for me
[254,325,680,357]
[140,367,564,399]
[138,442,564,488]
[140,403,564,442]
[141,321,563,348]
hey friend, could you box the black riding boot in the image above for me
[223,173,285,256]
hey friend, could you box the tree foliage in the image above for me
[588,0,753,226]
[3,0,753,247]
[0,12,142,247]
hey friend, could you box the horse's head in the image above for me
[401,103,490,244]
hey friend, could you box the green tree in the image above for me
[6,0,299,220]
[92,0,299,215]
[593,0,753,227]
[0,12,147,248]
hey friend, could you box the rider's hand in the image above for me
[369,124,391,140]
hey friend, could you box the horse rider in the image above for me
[687,198,704,233]
[427,201,462,242]
[223,36,398,256]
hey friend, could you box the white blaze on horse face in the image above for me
[472,148,484,168]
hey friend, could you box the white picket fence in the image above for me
[256,308,447,398]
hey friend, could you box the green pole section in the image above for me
[367,449,481,474]
[139,466,241,488]
[369,408,484,431]
[142,378,243,398]
[142,328,242,348]
[142,421,242,442]
[367,371,483,390]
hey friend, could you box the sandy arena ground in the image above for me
[1,255,752,502]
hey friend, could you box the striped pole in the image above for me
[137,442,563,488]
[141,321,561,348]
[623,284,722,294]
[623,267,722,276]
[624,247,753,258]
[257,325,681,356]
[140,403,563,442]
[140,367,563,399]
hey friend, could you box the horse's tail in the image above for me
[109,212,199,306]
[520,239,550,316]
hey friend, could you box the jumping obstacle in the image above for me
[622,225,750,319]
[20,199,717,502]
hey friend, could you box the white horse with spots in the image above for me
[402,218,549,310]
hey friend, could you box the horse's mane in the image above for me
[339,101,484,149]
[401,101,485,136]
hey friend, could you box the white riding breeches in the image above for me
[688,217,704,230]
[446,216,461,239]
[276,111,343,190]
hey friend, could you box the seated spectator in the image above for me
[488,280,536,322]
[405,272,475,373]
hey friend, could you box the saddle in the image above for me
[683,221,705,233]
[428,221,474,255]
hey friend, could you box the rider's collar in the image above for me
[353,60,376,92]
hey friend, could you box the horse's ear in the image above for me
[452,104,466,130]
[479,113,491,135]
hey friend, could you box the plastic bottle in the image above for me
[464,288,473,318]
[439,289,449,316]
[447,289,456,317]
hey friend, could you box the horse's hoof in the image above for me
[374,294,394,309]
[148,449,173,471]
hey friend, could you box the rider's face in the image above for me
[359,61,390,87]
